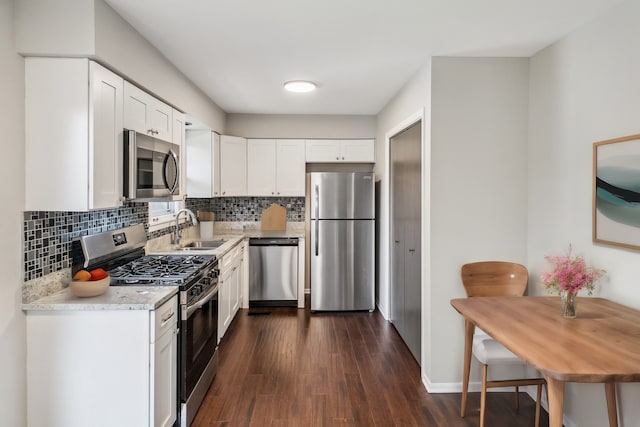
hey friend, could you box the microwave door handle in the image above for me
[163,149,179,194]
[127,130,137,199]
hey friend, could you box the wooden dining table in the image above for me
[450,296,640,427]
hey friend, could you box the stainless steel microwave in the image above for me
[123,129,181,201]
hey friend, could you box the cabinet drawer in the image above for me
[220,242,242,271]
[152,296,178,340]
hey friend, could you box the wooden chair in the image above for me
[460,261,545,427]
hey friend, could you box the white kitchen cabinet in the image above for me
[247,139,305,196]
[218,242,243,341]
[187,130,221,197]
[276,139,306,196]
[25,58,123,211]
[172,109,186,201]
[124,81,173,143]
[305,139,375,163]
[247,139,276,196]
[26,295,178,427]
[220,135,247,196]
[151,297,178,427]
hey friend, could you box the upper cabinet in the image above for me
[247,139,305,197]
[186,130,221,198]
[220,135,247,196]
[124,82,173,143]
[305,139,375,163]
[172,109,186,201]
[275,139,306,196]
[25,58,124,211]
[247,139,276,196]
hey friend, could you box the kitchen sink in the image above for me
[179,239,227,250]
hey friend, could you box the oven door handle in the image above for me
[186,284,219,319]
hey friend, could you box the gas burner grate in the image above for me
[108,254,215,286]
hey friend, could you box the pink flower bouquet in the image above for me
[541,247,605,295]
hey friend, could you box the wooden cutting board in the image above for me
[261,204,286,231]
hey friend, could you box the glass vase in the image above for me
[561,290,577,318]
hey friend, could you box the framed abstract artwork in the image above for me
[593,133,640,250]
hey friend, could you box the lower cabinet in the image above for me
[218,242,243,341]
[25,295,178,427]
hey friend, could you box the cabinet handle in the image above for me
[222,191,226,195]
[394,240,400,244]
[272,192,275,195]
[161,310,175,324]
[408,248,415,253]
[336,157,339,160]
[342,156,345,160]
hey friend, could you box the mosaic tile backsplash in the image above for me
[187,197,305,222]
[23,203,149,281]
[23,196,305,282]
[213,197,305,222]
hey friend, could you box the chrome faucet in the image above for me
[174,208,198,246]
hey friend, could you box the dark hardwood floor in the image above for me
[192,302,549,426]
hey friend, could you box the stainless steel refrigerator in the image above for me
[310,172,375,311]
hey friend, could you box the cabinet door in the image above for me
[231,262,241,315]
[212,132,221,197]
[25,58,123,211]
[152,328,177,427]
[186,129,214,197]
[124,82,151,134]
[172,110,185,201]
[220,135,247,196]
[276,139,305,196]
[340,139,375,162]
[247,139,276,196]
[305,139,341,162]
[218,267,232,340]
[124,82,173,143]
[89,62,124,210]
[149,99,173,143]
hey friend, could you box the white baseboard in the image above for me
[376,303,389,320]
[423,378,576,427]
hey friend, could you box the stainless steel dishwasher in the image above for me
[249,237,299,307]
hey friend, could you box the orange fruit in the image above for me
[89,268,109,281]
[73,270,92,281]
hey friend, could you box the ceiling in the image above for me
[105,0,624,116]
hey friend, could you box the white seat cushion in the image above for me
[472,329,525,366]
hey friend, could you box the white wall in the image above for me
[527,0,640,425]
[93,0,226,132]
[430,57,529,387]
[0,0,27,425]
[375,57,530,390]
[226,114,376,138]
[15,0,226,132]
[375,61,432,378]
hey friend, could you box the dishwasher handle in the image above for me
[249,238,299,246]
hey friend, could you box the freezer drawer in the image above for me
[310,219,375,311]
[249,239,298,307]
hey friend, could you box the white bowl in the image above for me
[69,276,110,298]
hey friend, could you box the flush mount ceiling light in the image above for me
[283,80,317,93]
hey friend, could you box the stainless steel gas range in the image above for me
[73,224,219,427]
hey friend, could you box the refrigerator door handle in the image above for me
[315,184,319,256]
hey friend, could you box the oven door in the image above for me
[180,283,218,404]
[124,130,180,200]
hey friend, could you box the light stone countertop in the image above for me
[22,285,178,311]
[146,221,305,257]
